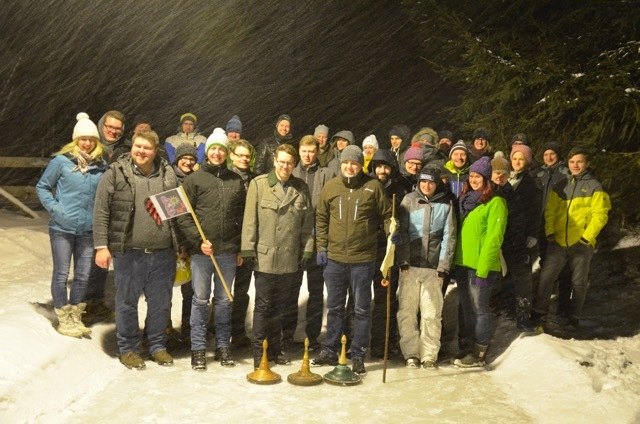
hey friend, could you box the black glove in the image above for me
[242,256,255,271]
[300,255,313,270]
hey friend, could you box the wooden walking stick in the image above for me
[380,194,397,383]
[178,186,234,301]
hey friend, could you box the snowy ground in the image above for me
[0,209,639,423]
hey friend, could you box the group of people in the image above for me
[36,110,611,375]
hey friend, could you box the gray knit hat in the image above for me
[340,145,364,166]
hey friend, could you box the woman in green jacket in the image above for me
[452,157,508,368]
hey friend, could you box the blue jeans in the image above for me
[456,268,496,346]
[190,253,236,351]
[48,228,94,308]
[113,248,175,355]
[323,259,375,360]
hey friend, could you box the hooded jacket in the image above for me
[389,124,411,164]
[545,170,610,248]
[397,184,457,273]
[316,171,392,263]
[97,113,129,164]
[165,128,207,164]
[326,130,355,174]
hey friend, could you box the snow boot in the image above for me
[453,343,487,368]
[70,303,92,336]
[83,301,115,325]
[516,297,536,332]
[55,305,84,338]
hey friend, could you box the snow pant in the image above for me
[231,261,252,340]
[282,263,325,343]
[252,271,297,361]
[48,228,93,309]
[113,248,175,355]
[457,268,496,346]
[190,253,236,351]
[370,264,399,354]
[534,241,594,319]
[323,259,375,361]
[397,267,443,363]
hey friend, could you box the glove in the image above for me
[144,198,162,226]
[526,237,538,249]
[390,231,402,245]
[473,276,490,287]
[300,254,313,270]
[316,252,328,266]
[242,256,255,271]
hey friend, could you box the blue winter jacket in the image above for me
[36,154,107,235]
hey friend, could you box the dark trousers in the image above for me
[252,271,297,360]
[281,263,325,343]
[231,262,252,339]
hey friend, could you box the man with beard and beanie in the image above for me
[241,143,314,369]
[367,149,410,359]
[177,128,246,371]
[396,166,457,368]
[164,113,208,164]
[254,114,294,175]
[84,110,126,327]
[532,147,610,330]
[437,130,455,159]
[281,135,336,353]
[93,130,179,370]
[444,140,471,199]
[226,115,243,141]
[388,124,411,164]
[469,127,492,164]
[313,145,392,375]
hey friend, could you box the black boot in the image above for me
[191,349,206,371]
[453,343,487,368]
[215,347,235,367]
[516,297,536,332]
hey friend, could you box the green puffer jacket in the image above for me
[454,195,507,278]
[316,172,391,264]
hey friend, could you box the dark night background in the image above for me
[0,0,455,162]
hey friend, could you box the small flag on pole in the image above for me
[149,187,190,221]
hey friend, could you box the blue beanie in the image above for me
[226,115,242,134]
[470,156,492,180]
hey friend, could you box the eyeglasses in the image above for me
[179,157,196,163]
[233,152,251,159]
[276,160,294,168]
[104,124,123,133]
[406,161,422,168]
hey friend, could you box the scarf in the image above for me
[72,151,94,174]
[459,189,482,221]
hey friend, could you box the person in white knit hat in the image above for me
[36,113,107,338]
[361,134,378,173]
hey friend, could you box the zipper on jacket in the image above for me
[354,198,359,220]
[565,176,578,246]
[339,196,342,220]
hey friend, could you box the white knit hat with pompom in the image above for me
[72,112,100,140]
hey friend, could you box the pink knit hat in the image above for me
[510,144,532,164]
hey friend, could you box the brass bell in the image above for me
[323,335,362,386]
[288,338,323,386]
[247,339,281,384]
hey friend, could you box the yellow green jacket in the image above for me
[545,171,610,248]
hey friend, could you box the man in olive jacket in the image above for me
[313,145,392,375]
[241,143,314,368]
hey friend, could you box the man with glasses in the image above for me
[96,110,126,164]
[228,139,256,349]
[241,143,314,369]
[83,110,126,327]
[400,145,424,192]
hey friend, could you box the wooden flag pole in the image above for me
[178,187,234,301]
[382,193,397,383]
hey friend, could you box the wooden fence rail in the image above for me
[0,156,50,216]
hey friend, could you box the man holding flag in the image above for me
[313,145,392,375]
[177,128,246,371]
[93,130,179,370]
